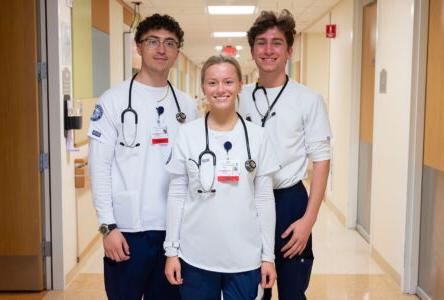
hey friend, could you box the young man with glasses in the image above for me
[88,14,197,300]
[238,9,331,300]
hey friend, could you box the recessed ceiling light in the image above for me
[235,54,240,58]
[208,6,255,15]
[213,32,247,38]
[215,45,223,51]
[236,45,243,50]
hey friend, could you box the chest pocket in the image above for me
[186,159,214,201]
[114,143,142,188]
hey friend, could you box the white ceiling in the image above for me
[123,0,340,74]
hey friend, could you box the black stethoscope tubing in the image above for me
[120,72,186,147]
[202,111,255,171]
[252,75,289,127]
[191,112,257,193]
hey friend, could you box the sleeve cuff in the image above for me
[261,254,275,263]
[163,241,180,257]
[97,213,116,226]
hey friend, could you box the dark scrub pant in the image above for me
[263,181,314,300]
[103,230,180,300]
[180,259,261,300]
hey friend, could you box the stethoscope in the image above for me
[251,75,289,127]
[189,112,257,194]
[120,73,187,147]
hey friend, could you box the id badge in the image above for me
[151,125,169,144]
[217,160,240,182]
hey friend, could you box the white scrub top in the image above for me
[166,117,279,273]
[88,78,197,232]
[238,79,332,189]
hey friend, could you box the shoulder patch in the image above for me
[91,105,103,121]
[92,130,102,138]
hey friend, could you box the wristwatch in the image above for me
[98,223,117,236]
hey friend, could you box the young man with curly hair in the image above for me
[88,14,197,300]
[239,9,332,300]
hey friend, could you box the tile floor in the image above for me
[0,203,419,300]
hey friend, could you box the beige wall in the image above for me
[318,0,416,285]
[370,0,414,279]
[326,0,354,217]
[72,0,93,99]
[47,0,78,287]
[109,0,124,86]
[302,32,330,101]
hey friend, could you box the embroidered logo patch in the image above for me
[92,130,102,138]
[91,105,103,121]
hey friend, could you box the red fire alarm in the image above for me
[326,24,336,38]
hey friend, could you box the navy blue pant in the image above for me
[180,260,261,300]
[263,181,314,300]
[103,230,180,300]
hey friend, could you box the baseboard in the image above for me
[371,246,401,286]
[324,197,346,226]
[356,224,370,243]
[78,233,101,263]
[416,286,432,300]
[65,233,101,286]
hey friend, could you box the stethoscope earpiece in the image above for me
[120,73,187,147]
[252,75,289,127]
[198,189,216,194]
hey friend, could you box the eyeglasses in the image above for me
[139,38,179,50]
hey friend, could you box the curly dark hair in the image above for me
[247,9,296,48]
[134,14,184,48]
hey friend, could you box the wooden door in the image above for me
[0,0,44,290]
[357,1,376,240]
[418,0,444,298]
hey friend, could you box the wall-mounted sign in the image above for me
[222,45,237,56]
[326,24,336,38]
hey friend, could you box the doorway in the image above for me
[356,1,377,241]
[417,0,444,298]
[0,0,48,290]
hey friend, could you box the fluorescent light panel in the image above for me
[213,32,246,38]
[208,5,255,15]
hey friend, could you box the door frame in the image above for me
[38,0,53,290]
[403,0,429,294]
[46,0,71,290]
[349,0,377,229]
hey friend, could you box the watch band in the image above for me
[99,223,117,236]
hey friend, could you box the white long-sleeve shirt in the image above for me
[164,117,279,273]
[88,79,197,231]
[238,79,332,189]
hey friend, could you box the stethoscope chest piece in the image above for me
[245,159,256,172]
[176,111,186,123]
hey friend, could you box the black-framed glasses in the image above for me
[139,38,179,50]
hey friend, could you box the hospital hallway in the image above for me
[0,200,418,300]
[2,0,444,298]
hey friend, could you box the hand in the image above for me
[103,229,130,262]
[165,256,183,285]
[260,261,276,288]
[281,216,313,259]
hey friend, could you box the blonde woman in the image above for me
[163,55,279,299]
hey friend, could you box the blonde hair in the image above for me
[200,55,242,85]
